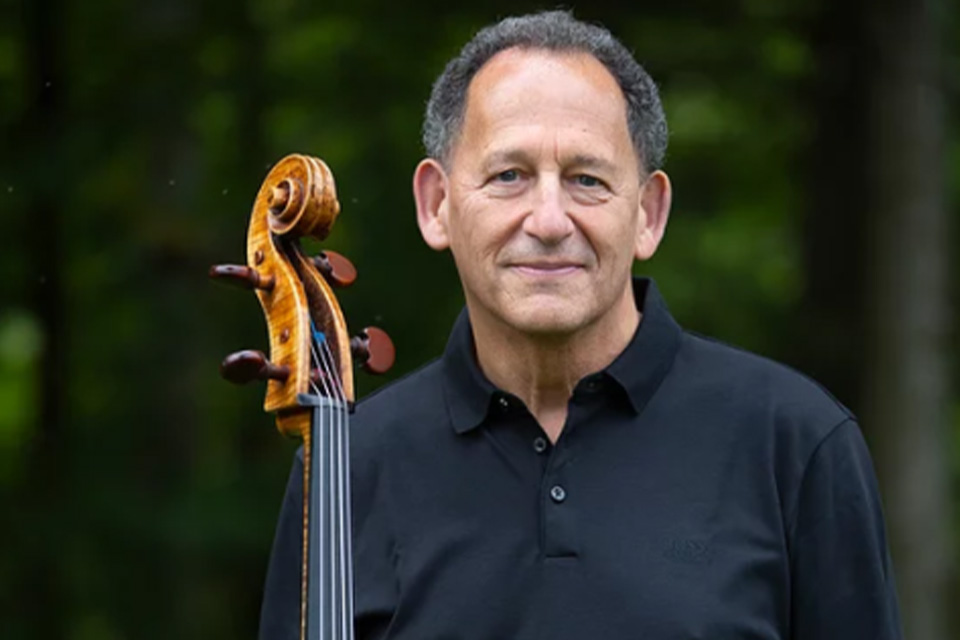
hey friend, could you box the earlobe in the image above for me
[635,170,672,261]
[413,159,451,251]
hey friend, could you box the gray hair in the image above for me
[422,10,668,174]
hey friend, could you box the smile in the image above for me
[510,263,583,277]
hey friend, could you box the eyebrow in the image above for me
[480,149,532,172]
[566,154,618,175]
[480,150,618,174]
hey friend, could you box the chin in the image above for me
[499,301,590,337]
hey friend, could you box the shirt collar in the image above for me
[441,277,682,434]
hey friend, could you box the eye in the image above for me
[575,174,603,188]
[495,169,520,183]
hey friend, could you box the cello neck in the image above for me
[303,391,354,640]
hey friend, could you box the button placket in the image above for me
[542,469,577,557]
[538,436,579,557]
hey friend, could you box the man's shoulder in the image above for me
[676,330,855,439]
[356,356,445,411]
[350,357,448,442]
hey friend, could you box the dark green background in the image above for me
[1,0,957,637]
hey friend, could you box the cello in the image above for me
[210,154,394,639]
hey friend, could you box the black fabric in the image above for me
[259,278,901,640]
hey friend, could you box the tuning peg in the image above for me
[350,327,395,374]
[311,250,357,288]
[209,264,275,291]
[220,350,290,384]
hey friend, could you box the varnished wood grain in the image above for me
[244,154,355,436]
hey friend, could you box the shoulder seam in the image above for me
[784,416,858,539]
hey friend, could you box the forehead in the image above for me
[454,48,633,165]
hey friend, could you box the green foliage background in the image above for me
[0,0,957,637]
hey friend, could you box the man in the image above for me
[260,11,901,639]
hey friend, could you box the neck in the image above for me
[470,284,640,443]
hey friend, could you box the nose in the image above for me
[522,176,574,245]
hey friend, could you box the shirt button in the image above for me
[533,437,548,454]
[549,485,567,503]
[496,395,510,411]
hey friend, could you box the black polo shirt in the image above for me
[259,279,901,640]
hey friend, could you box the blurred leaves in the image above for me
[0,310,41,482]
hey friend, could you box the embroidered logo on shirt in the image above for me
[663,537,713,564]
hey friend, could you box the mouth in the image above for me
[509,262,583,277]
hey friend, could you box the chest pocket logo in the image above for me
[663,537,713,565]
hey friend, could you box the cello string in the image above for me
[318,339,351,638]
[331,342,354,640]
[308,334,326,638]
[329,346,351,640]
[322,342,351,640]
[314,337,345,638]
[316,340,345,638]
[305,335,324,639]
[307,332,352,639]
[310,332,337,638]
[325,348,345,639]
[331,350,348,640]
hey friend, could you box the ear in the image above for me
[413,158,452,251]
[635,170,672,261]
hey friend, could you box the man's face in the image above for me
[416,48,669,337]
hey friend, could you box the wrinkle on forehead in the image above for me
[452,48,637,176]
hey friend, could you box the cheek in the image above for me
[451,199,524,260]
[575,212,638,266]
[446,211,496,275]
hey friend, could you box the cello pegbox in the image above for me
[311,250,357,288]
[209,264,276,291]
[249,155,356,414]
[350,326,395,375]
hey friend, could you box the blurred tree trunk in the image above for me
[795,0,870,409]
[804,0,954,636]
[863,1,953,639]
[19,0,67,637]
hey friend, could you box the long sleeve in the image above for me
[789,420,902,639]
[258,452,305,640]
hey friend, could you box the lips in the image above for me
[510,262,583,276]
